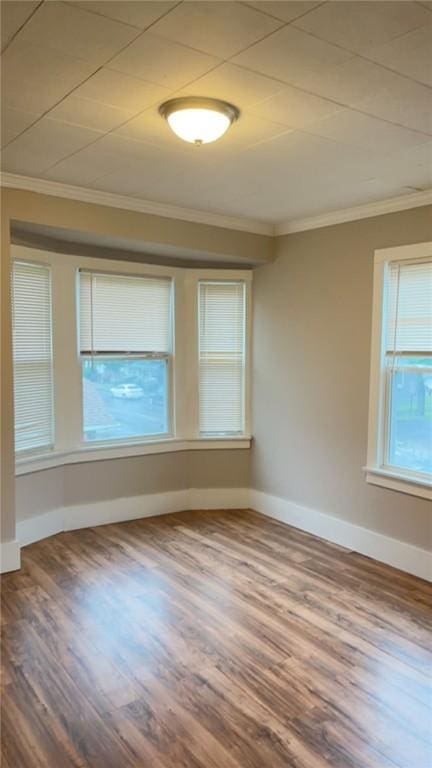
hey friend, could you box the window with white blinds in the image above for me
[12,245,251,467]
[79,271,172,443]
[79,271,171,353]
[12,261,54,454]
[386,260,432,355]
[199,281,246,435]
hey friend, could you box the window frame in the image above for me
[12,245,252,476]
[365,241,432,500]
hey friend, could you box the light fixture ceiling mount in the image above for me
[159,97,240,146]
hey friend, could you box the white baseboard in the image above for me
[17,508,64,547]
[17,487,250,549]
[13,486,431,582]
[63,489,188,532]
[249,489,432,583]
[0,539,21,573]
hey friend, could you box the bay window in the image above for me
[366,241,432,499]
[11,245,251,473]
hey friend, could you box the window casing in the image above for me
[11,245,252,474]
[366,242,432,500]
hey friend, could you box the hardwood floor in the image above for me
[1,509,431,768]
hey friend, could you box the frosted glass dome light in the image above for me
[159,98,239,145]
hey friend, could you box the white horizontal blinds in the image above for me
[12,262,54,453]
[199,280,245,435]
[386,260,432,355]
[79,271,171,353]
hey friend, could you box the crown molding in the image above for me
[0,173,273,236]
[2,173,431,238]
[275,189,432,235]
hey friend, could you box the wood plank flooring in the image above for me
[1,509,431,768]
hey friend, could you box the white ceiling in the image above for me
[1,0,431,225]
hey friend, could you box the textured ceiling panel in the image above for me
[293,1,431,53]
[245,2,322,23]
[1,118,102,175]
[1,106,39,147]
[232,25,352,86]
[284,55,414,108]
[0,0,39,51]
[304,109,430,153]
[1,39,97,114]
[20,1,140,65]
[48,96,137,133]
[174,63,286,110]
[364,24,432,87]
[1,0,431,225]
[72,68,170,111]
[247,85,344,128]
[72,1,178,30]
[43,139,143,185]
[355,78,432,136]
[109,32,220,89]
[149,1,282,58]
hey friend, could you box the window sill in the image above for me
[364,466,432,500]
[15,437,252,476]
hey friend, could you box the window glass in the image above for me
[82,359,168,442]
[388,357,432,475]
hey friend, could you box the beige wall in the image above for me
[4,186,432,554]
[16,467,64,522]
[0,192,15,541]
[1,187,268,543]
[4,188,273,264]
[16,449,250,521]
[251,205,432,550]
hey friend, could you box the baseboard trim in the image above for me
[249,489,432,582]
[17,508,64,547]
[14,487,431,581]
[0,540,21,573]
[17,487,250,548]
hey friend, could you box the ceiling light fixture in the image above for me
[159,97,240,145]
